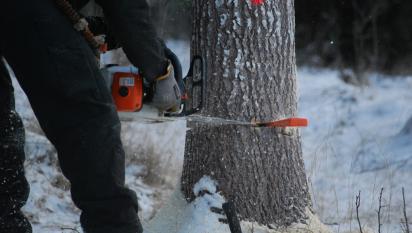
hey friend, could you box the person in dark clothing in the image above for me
[0,59,33,233]
[0,0,180,232]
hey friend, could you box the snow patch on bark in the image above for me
[193,176,217,196]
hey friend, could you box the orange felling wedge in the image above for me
[254,117,308,128]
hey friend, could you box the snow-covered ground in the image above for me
[299,68,412,233]
[7,41,411,232]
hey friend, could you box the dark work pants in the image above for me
[0,59,32,233]
[0,1,142,233]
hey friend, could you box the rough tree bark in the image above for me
[181,0,316,229]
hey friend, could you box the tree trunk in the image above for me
[181,0,313,228]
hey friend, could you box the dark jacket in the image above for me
[72,0,168,82]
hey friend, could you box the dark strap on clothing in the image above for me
[0,57,14,112]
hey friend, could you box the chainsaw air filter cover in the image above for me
[112,72,143,112]
[101,66,143,112]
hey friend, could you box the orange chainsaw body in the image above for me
[111,72,144,112]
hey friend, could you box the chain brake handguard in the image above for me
[165,55,205,117]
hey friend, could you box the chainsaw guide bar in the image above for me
[118,111,308,129]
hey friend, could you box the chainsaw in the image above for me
[99,48,205,122]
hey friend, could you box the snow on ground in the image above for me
[299,68,412,233]
[145,176,231,233]
[6,41,412,232]
[145,176,330,233]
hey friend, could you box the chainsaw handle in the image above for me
[164,47,185,95]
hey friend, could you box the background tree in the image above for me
[295,0,412,80]
[180,0,326,230]
[149,0,412,78]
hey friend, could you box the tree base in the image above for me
[144,179,331,233]
[240,209,331,233]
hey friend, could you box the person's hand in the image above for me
[150,61,182,112]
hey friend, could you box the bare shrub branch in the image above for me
[402,187,410,233]
[378,188,384,233]
[356,191,363,233]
